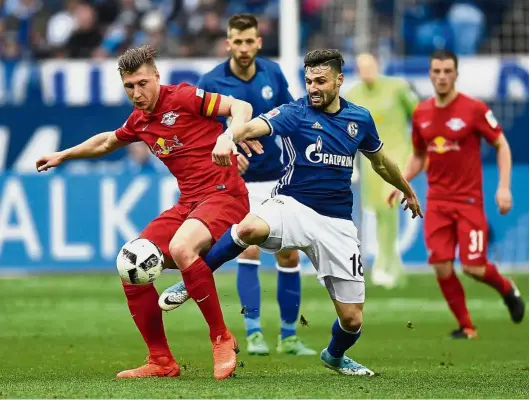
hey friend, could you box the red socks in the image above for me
[480,262,512,296]
[122,281,173,359]
[181,257,228,340]
[437,272,474,329]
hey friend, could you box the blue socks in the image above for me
[204,226,248,272]
[327,318,361,358]
[237,259,262,335]
[203,224,303,339]
[277,265,301,339]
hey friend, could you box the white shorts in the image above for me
[253,195,365,288]
[322,276,365,303]
[246,180,277,213]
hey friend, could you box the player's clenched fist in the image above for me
[495,187,513,215]
[212,134,237,166]
[36,152,65,172]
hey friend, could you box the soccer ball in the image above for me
[117,238,164,284]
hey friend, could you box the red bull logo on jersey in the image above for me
[305,136,354,167]
[445,117,466,131]
[161,111,179,127]
[427,136,461,154]
[150,136,183,157]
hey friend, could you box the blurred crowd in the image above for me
[304,0,528,56]
[0,0,280,60]
[0,0,528,61]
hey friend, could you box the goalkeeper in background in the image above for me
[345,53,418,288]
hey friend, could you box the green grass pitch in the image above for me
[0,271,528,398]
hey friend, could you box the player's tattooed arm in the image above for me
[212,118,271,167]
[36,131,128,172]
[364,148,423,219]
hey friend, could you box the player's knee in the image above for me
[462,264,484,278]
[276,250,299,268]
[431,261,454,278]
[236,216,269,245]
[339,311,363,333]
[168,240,195,270]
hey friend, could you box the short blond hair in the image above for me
[117,45,158,76]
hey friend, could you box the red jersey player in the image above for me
[36,45,263,379]
[389,50,524,339]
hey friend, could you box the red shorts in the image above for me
[139,193,249,261]
[424,200,489,265]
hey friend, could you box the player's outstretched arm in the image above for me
[212,118,271,167]
[36,131,128,172]
[363,148,423,219]
[493,134,513,215]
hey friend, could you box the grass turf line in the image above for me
[0,272,528,398]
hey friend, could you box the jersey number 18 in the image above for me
[350,254,364,277]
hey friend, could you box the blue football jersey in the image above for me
[197,57,294,182]
[258,97,383,220]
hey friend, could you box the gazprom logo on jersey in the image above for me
[305,136,354,167]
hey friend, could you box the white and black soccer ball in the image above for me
[116,238,164,284]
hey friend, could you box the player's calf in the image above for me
[462,263,525,323]
[337,309,363,333]
[462,263,511,296]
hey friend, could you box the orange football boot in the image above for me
[450,326,478,339]
[116,355,181,378]
[212,331,239,380]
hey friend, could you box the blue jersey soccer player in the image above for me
[159,14,315,356]
[161,49,423,375]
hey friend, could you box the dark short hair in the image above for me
[304,49,345,73]
[227,13,258,33]
[430,49,458,70]
[117,45,158,76]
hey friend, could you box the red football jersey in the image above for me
[412,93,502,204]
[115,84,247,202]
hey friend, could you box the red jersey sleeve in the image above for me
[115,112,140,142]
[411,112,426,153]
[473,100,502,145]
[175,83,221,118]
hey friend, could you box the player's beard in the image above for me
[234,54,255,70]
[310,87,338,110]
[436,85,454,98]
